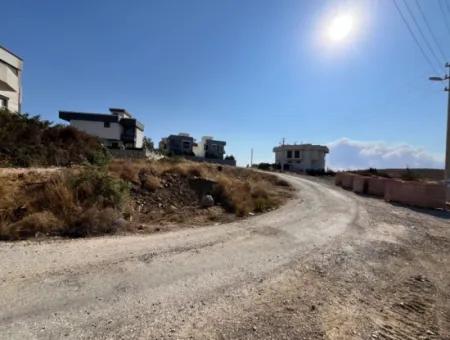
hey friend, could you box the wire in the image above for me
[438,0,450,36]
[393,0,441,74]
[402,0,444,69]
[414,0,448,63]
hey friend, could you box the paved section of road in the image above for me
[1,174,449,339]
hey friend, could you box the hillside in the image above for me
[0,159,293,240]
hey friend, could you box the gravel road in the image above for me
[1,174,449,339]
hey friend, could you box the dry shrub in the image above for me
[63,207,121,238]
[0,212,61,240]
[108,160,142,184]
[139,168,161,191]
[0,167,130,240]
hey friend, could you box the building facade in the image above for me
[59,108,144,149]
[193,136,226,160]
[159,133,195,156]
[0,46,23,113]
[273,144,329,172]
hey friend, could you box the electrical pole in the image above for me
[445,63,450,208]
[250,148,253,167]
[430,63,450,209]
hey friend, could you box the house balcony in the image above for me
[0,62,19,92]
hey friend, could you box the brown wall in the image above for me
[352,176,369,194]
[384,180,446,209]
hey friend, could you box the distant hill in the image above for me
[0,109,108,167]
[353,168,444,182]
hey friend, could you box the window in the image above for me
[182,141,191,149]
[294,150,299,158]
[0,96,8,109]
[287,150,292,158]
[104,121,110,128]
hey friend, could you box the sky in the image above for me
[1,0,449,168]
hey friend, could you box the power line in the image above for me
[402,0,443,70]
[414,0,448,62]
[393,0,440,74]
[438,0,450,36]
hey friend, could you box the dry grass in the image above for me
[109,159,293,217]
[0,167,130,240]
[0,159,292,240]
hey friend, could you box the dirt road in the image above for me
[1,174,449,339]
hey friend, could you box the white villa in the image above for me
[0,46,23,113]
[59,108,145,149]
[273,143,329,172]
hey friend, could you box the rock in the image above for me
[201,194,215,208]
[310,305,316,311]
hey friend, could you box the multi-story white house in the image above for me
[273,143,329,172]
[59,108,145,149]
[0,46,23,113]
[193,136,226,160]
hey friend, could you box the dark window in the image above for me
[104,121,110,128]
[0,96,8,109]
[287,150,292,158]
[294,150,299,158]
[182,141,191,149]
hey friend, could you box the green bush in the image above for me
[0,109,108,167]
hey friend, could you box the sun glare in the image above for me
[328,14,354,42]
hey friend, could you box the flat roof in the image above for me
[0,45,23,61]
[59,111,144,130]
[273,144,329,152]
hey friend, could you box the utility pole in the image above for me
[250,148,253,167]
[445,64,450,208]
[430,63,450,209]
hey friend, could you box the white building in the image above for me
[273,144,329,172]
[59,108,145,149]
[193,136,226,160]
[0,46,23,113]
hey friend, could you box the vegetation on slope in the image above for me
[0,109,108,167]
[0,160,292,240]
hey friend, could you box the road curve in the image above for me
[2,174,448,339]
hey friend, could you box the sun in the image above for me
[328,14,354,42]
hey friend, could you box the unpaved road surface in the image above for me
[1,174,449,339]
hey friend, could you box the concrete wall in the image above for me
[335,172,447,210]
[0,47,22,113]
[352,176,369,194]
[108,149,162,160]
[71,120,122,141]
[135,128,144,149]
[384,180,446,209]
[341,173,355,190]
[367,177,391,197]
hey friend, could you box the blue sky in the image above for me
[2,0,449,168]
